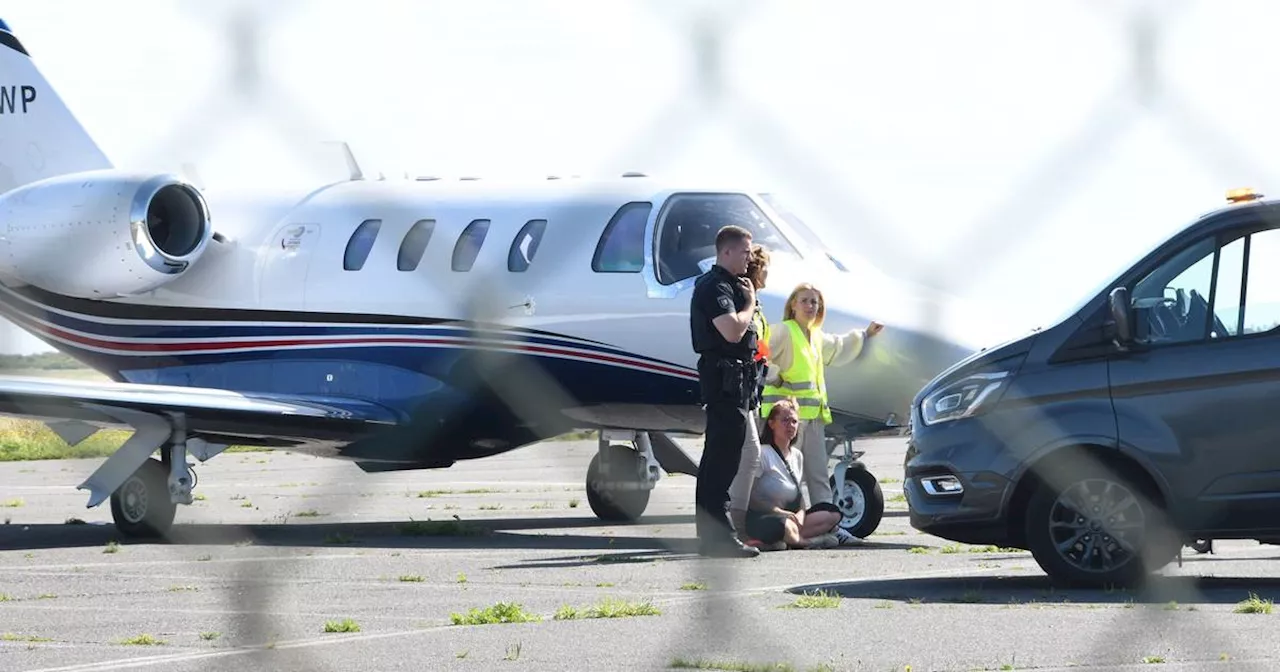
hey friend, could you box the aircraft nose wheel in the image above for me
[109,457,177,539]
[829,467,884,539]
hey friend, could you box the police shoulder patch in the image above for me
[717,295,733,311]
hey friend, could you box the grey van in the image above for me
[904,189,1280,587]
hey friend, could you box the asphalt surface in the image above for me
[1,436,1279,672]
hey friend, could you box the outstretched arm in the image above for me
[822,322,883,368]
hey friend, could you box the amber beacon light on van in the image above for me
[1226,187,1264,204]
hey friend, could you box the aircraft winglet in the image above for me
[325,141,363,181]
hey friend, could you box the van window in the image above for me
[1132,226,1280,344]
[654,193,799,285]
[1229,228,1280,335]
[397,219,435,271]
[592,202,650,273]
[343,219,381,271]
[452,219,490,271]
[508,219,547,272]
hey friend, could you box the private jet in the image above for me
[0,20,974,538]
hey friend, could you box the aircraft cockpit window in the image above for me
[397,219,435,272]
[592,202,650,273]
[452,219,490,272]
[654,193,798,285]
[509,219,547,272]
[343,219,381,271]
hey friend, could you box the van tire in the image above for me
[1024,457,1177,589]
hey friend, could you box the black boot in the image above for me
[699,536,761,558]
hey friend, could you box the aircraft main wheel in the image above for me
[585,443,651,522]
[109,457,176,539]
[1189,539,1213,554]
[829,467,884,538]
[1024,460,1177,589]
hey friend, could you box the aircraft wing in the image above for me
[0,374,400,509]
[0,373,397,450]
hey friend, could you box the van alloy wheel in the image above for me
[1025,461,1175,588]
[1046,478,1145,574]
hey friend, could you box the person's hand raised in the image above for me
[866,321,884,337]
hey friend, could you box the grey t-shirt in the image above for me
[750,445,804,512]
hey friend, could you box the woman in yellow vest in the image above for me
[760,283,883,512]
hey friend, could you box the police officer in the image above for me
[690,224,762,558]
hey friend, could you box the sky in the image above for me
[0,0,1276,354]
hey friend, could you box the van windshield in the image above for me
[1045,239,1160,328]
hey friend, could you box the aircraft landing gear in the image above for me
[585,430,660,522]
[110,458,178,538]
[827,438,885,539]
[109,438,198,538]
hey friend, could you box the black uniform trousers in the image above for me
[695,399,754,543]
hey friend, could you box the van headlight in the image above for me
[919,371,1010,426]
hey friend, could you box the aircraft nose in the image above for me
[816,298,973,435]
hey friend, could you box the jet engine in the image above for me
[0,169,213,299]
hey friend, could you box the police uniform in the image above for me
[690,263,762,557]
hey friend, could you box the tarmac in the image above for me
[1,435,1279,671]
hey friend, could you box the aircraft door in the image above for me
[258,223,321,310]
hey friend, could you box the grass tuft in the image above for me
[449,602,541,626]
[119,634,164,646]
[1234,593,1274,614]
[553,597,660,620]
[323,618,360,633]
[781,589,840,609]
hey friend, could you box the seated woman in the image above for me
[745,398,845,550]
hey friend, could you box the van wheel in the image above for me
[1024,460,1176,589]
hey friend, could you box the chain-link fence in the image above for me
[3,1,1280,670]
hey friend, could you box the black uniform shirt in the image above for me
[690,263,757,361]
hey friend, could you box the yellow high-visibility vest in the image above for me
[752,308,770,361]
[760,319,831,424]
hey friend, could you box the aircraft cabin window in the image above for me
[592,202,650,273]
[343,219,381,271]
[397,219,436,272]
[654,193,799,285]
[508,219,547,272]
[452,219,490,272]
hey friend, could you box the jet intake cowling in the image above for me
[0,169,213,298]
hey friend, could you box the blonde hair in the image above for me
[760,397,800,448]
[783,283,826,328]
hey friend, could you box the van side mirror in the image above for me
[1108,287,1133,345]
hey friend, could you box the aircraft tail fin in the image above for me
[0,19,113,194]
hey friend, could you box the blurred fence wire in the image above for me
[3,0,1280,670]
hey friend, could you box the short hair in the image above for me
[783,283,826,328]
[746,244,770,289]
[715,225,753,253]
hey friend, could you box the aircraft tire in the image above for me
[585,443,650,522]
[829,466,884,539]
[109,457,176,539]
